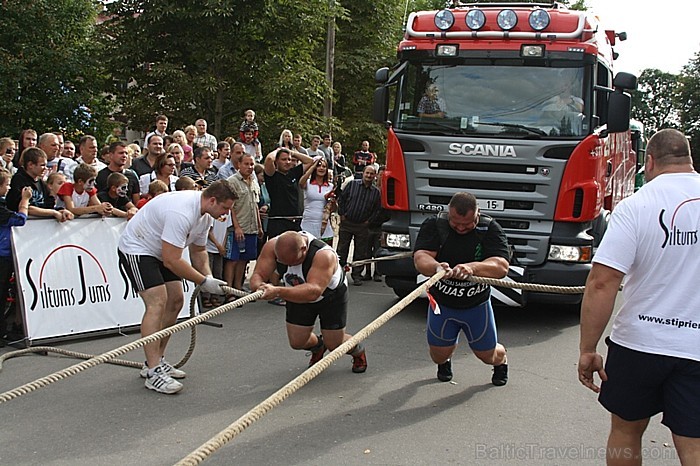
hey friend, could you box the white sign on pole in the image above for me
[12,217,197,342]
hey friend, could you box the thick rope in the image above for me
[466,275,585,294]
[0,270,586,403]
[175,271,446,466]
[349,253,584,294]
[0,288,263,404]
[0,286,252,374]
[349,251,414,267]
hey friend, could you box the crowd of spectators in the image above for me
[0,111,387,340]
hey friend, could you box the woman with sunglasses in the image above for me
[138,153,179,195]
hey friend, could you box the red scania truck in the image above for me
[373,2,641,306]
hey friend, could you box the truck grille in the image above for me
[404,136,572,266]
[429,178,537,192]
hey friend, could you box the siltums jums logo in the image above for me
[658,199,700,248]
[23,245,111,311]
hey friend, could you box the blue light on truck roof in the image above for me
[497,9,518,31]
[434,10,455,31]
[529,9,551,31]
[466,9,486,31]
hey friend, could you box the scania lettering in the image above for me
[372,2,642,307]
[448,143,518,157]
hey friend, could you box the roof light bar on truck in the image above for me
[408,11,586,40]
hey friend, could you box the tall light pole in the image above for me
[323,0,336,118]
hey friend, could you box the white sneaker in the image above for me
[140,358,187,379]
[160,358,187,379]
[145,365,183,394]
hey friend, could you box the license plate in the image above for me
[478,199,504,211]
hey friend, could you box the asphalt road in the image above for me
[0,279,678,465]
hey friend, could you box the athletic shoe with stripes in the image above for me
[140,358,187,379]
[145,365,183,394]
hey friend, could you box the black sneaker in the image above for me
[492,363,508,386]
[437,359,452,382]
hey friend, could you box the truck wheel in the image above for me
[590,210,610,248]
[392,287,414,299]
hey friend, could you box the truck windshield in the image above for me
[395,63,588,138]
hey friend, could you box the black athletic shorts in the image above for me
[285,284,348,330]
[599,337,700,438]
[118,250,180,292]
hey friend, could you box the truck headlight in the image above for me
[434,10,455,31]
[548,245,592,263]
[497,9,518,30]
[528,9,550,31]
[385,233,411,249]
[466,9,486,30]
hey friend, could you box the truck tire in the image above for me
[590,210,610,248]
[392,286,414,299]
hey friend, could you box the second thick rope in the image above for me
[175,270,446,466]
[0,287,262,404]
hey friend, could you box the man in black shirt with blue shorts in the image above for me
[414,192,510,386]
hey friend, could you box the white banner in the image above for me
[12,217,197,341]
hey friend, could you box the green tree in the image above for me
[101,0,333,145]
[333,0,405,157]
[631,69,680,137]
[0,0,109,138]
[677,51,700,162]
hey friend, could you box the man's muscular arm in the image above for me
[250,239,278,296]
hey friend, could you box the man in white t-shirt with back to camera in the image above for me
[118,180,236,394]
[578,128,700,465]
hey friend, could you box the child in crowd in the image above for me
[136,179,168,208]
[98,172,137,218]
[238,109,260,142]
[0,169,31,344]
[46,172,66,201]
[56,163,113,217]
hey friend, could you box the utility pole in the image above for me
[323,0,335,118]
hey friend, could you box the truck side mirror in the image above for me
[373,86,389,124]
[607,72,637,133]
[375,67,390,84]
[613,72,637,91]
[607,90,631,133]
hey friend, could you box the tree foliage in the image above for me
[101,0,335,143]
[677,51,700,161]
[630,69,680,137]
[333,0,405,153]
[0,0,109,138]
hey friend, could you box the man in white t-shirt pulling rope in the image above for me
[118,180,236,394]
[579,128,700,465]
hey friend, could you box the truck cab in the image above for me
[373,3,638,305]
